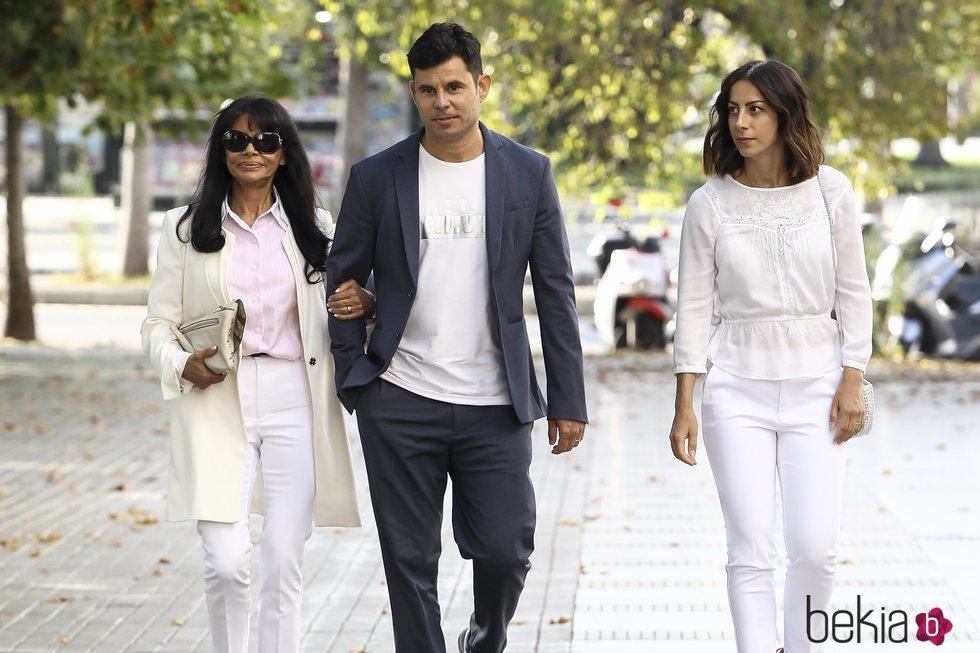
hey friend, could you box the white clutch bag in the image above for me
[172,299,247,374]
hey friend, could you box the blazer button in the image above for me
[309,357,317,366]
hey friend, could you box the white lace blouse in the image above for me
[672,165,872,379]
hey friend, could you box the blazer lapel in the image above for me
[395,131,422,288]
[482,123,506,274]
[281,220,308,341]
[212,227,235,305]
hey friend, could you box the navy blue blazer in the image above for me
[327,123,587,425]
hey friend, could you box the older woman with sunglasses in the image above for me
[141,96,371,653]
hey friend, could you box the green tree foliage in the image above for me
[76,0,315,276]
[79,0,311,134]
[0,0,84,118]
[0,0,86,339]
[322,0,727,199]
[0,0,318,336]
[703,0,980,198]
[322,0,978,202]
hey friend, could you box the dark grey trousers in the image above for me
[355,379,536,653]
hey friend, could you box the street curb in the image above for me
[13,279,599,316]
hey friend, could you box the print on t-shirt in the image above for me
[421,199,486,240]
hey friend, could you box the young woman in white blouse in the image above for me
[668,61,873,653]
[142,97,373,653]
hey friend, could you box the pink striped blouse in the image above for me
[222,195,304,360]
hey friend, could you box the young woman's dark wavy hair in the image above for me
[703,60,823,185]
[177,96,327,283]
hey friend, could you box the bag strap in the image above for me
[815,168,845,347]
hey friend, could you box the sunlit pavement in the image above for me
[1,314,978,651]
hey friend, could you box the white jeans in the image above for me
[701,365,847,653]
[197,356,315,653]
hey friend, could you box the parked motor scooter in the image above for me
[585,218,639,277]
[874,218,980,359]
[593,236,673,350]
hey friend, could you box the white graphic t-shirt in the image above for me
[381,145,510,405]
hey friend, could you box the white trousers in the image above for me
[197,356,315,653]
[701,365,847,653]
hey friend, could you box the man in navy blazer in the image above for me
[327,22,587,653]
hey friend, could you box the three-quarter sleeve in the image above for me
[673,188,718,375]
[829,176,873,372]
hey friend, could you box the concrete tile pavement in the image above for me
[1,345,978,652]
[0,347,590,653]
[569,356,980,652]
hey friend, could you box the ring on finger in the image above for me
[346,305,353,314]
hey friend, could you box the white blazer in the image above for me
[141,206,360,527]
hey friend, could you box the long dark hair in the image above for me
[177,96,327,282]
[703,60,823,184]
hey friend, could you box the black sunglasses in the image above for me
[221,130,283,154]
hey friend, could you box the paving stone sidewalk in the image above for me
[1,347,978,652]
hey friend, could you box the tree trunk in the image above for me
[121,119,153,277]
[913,139,950,167]
[41,122,60,194]
[336,54,370,211]
[4,105,36,341]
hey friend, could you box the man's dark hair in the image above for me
[407,22,482,80]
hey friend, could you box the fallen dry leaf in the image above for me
[36,424,50,434]
[48,596,71,603]
[158,556,173,564]
[549,616,572,625]
[60,636,70,644]
[2,537,21,551]
[133,512,157,525]
[34,533,62,544]
[30,549,41,558]
[171,617,183,626]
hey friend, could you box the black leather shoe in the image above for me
[457,628,469,653]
